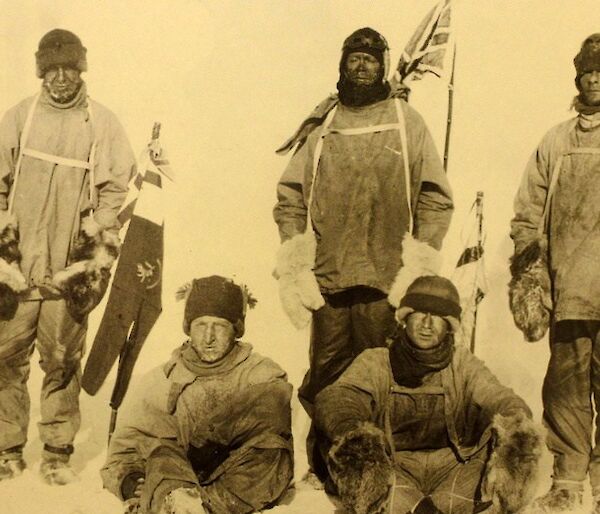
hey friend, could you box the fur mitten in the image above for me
[275,232,325,329]
[484,411,544,513]
[508,239,552,342]
[327,422,394,514]
[388,233,442,308]
[0,211,26,320]
[53,216,120,321]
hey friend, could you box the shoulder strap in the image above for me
[394,99,413,234]
[9,93,40,213]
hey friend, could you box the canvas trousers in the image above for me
[392,446,490,514]
[0,298,86,452]
[298,286,396,478]
[543,320,600,489]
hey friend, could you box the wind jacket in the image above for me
[511,116,600,320]
[0,84,135,293]
[102,342,293,514]
[274,96,453,294]
[315,346,530,461]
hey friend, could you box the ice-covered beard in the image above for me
[337,70,390,107]
[43,75,83,104]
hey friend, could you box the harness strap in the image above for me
[8,93,98,214]
[9,93,40,214]
[394,99,413,234]
[21,148,92,169]
[306,105,337,230]
[325,122,403,136]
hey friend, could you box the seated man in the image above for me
[101,275,293,514]
[314,276,543,514]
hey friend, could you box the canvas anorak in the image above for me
[102,341,293,514]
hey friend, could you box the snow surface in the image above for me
[1,0,600,512]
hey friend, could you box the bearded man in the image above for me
[0,29,135,484]
[273,27,454,480]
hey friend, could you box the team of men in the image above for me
[0,22,597,514]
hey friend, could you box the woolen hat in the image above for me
[183,275,247,337]
[574,33,600,90]
[36,29,87,78]
[395,275,461,333]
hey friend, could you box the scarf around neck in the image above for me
[389,328,454,388]
[573,95,600,131]
[179,340,251,377]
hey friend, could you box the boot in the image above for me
[39,445,78,485]
[0,447,26,481]
[531,483,583,513]
[161,487,205,514]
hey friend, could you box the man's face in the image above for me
[405,311,449,349]
[43,65,82,103]
[189,315,236,363]
[580,70,600,106]
[344,52,381,86]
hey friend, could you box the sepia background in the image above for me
[0,0,598,512]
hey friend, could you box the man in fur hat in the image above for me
[273,27,454,482]
[510,33,600,513]
[102,275,293,514]
[314,276,543,514]
[0,29,135,484]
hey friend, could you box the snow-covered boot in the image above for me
[530,483,583,513]
[0,447,26,481]
[40,446,78,486]
[327,422,394,514]
[160,487,205,514]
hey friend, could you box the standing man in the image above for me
[511,33,600,512]
[273,27,453,479]
[0,29,135,484]
[102,275,293,514]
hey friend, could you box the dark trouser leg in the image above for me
[349,287,396,353]
[0,301,40,452]
[36,299,87,449]
[588,321,600,493]
[543,320,593,483]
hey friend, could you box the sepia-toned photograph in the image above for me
[0,1,599,512]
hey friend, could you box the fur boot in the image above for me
[388,233,442,308]
[275,231,325,329]
[0,211,26,320]
[327,422,394,514]
[484,411,545,513]
[508,239,552,342]
[53,216,120,321]
[160,487,205,514]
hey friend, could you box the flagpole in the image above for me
[470,191,484,353]
[443,44,456,172]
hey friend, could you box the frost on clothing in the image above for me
[315,346,531,460]
[0,84,135,293]
[273,98,453,295]
[102,342,293,514]
[511,117,600,321]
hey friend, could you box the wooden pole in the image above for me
[443,44,457,173]
[470,191,484,353]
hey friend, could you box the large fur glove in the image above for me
[327,422,394,514]
[484,411,545,514]
[0,211,27,320]
[275,232,325,329]
[388,233,442,308]
[53,216,120,321]
[508,239,552,342]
